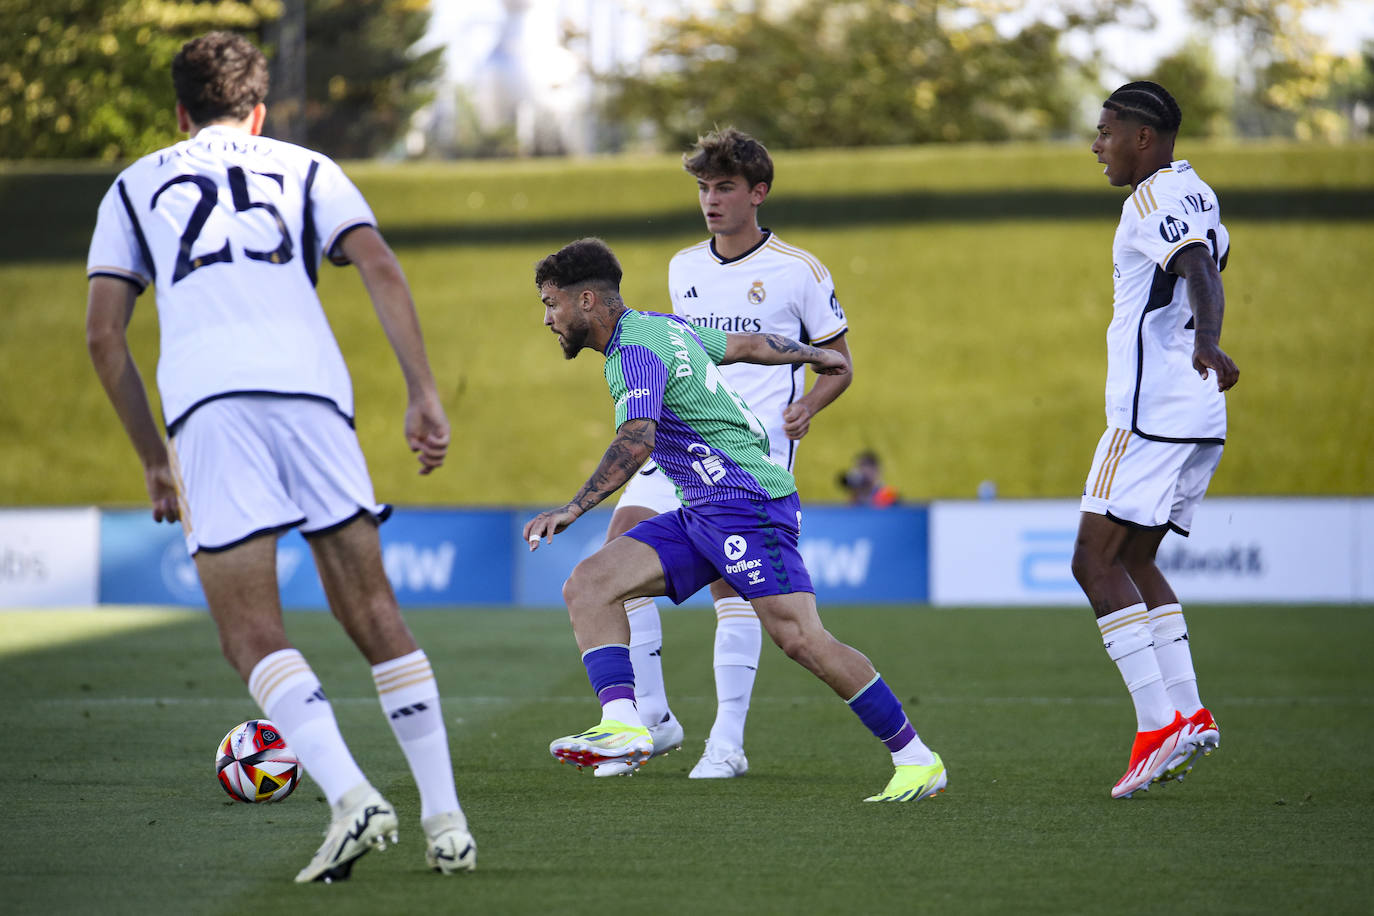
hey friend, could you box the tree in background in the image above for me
[289,0,442,158]
[0,0,281,160]
[0,0,439,161]
[603,0,1140,150]
[1146,41,1234,139]
[1182,0,1365,140]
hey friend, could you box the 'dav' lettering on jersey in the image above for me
[668,330,694,378]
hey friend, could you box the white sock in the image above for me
[248,648,366,807]
[1148,603,1203,716]
[626,597,672,728]
[891,727,937,767]
[602,697,640,725]
[1097,604,1174,732]
[372,650,461,821]
[708,597,760,750]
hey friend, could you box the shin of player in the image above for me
[1076,80,1238,799]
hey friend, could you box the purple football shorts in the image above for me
[623,493,814,605]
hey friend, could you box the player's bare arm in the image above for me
[524,418,657,549]
[722,332,851,376]
[1172,245,1239,392]
[340,225,450,474]
[86,276,180,523]
[783,335,854,440]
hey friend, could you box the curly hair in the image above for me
[682,126,774,191]
[172,31,269,126]
[1103,81,1182,134]
[534,238,623,292]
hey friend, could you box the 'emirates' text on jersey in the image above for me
[1107,160,1229,442]
[605,310,797,506]
[86,125,374,432]
[668,231,847,466]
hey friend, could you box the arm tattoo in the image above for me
[760,333,819,361]
[569,418,656,513]
[1176,248,1225,340]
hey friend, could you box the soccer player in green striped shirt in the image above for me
[523,238,946,801]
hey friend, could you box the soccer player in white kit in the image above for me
[85,33,475,880]
[598,128,853,778]
[1072,82,1239,799]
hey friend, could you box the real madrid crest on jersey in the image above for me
[748,281,766,305]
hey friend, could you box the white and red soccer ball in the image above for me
[216,719,300,803]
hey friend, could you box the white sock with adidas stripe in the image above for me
[372,649,460,820]
[1097,604,1174,732]
[249,648,366,807]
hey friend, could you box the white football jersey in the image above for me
[1106,160,1229,442]
[87,125,374,431]
[668,230,847,468]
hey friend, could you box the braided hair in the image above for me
[1103,81,1182,134]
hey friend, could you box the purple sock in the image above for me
[582,644,636,705]
[848,675,915,752]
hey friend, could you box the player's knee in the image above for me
[1070,542,1104,588]
[562,560,603,611]
[769,626,818,670]
[1119,554,1153,581]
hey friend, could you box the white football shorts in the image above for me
[1079,427,1223,535]
[169,395,387,554]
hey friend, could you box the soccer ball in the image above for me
[215,719,300,803]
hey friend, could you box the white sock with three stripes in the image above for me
[1097,604,1174,732]
[372,649,461,821]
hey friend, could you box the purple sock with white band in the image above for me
[582,644,636,705]
[848,674,916,752]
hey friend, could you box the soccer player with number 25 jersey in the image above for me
[85,31,474,882]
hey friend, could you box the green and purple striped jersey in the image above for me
[604,310,796,506]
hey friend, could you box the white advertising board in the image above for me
[930,498,1372,606]
[0,508,101,607]
[1357,501,1374,602]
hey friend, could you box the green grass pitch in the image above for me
[3,604,1371,915]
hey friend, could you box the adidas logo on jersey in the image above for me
[683,286,698,298]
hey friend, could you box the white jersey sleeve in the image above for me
[307,155,375,267]
[790,245,847,347]
[88,182,156,291]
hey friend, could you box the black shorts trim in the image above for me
[167,391,354,436]
[301,504,393,539]
[1104,510,1171,533]
[1130,425,1226,446]
[193,518,305,555]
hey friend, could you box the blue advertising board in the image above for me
[98,505,928,608]
[514,505,928,606]
[99,508,514,607]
